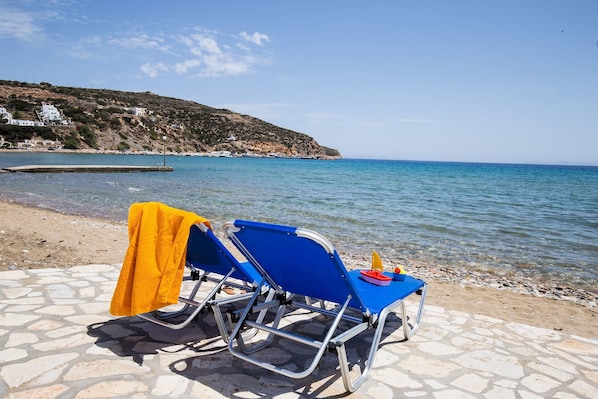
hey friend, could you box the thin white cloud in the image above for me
[65,35,103,59]
[65,31,172,60]
[109,34,170,52]
[173,30,271,77]
[141,62,169,78]
[304,112,349,121]
[222,102,297,113]
[188,34,222,55]
[174,59,201,74]
[199,54,250,77]
[0,6,43,42]
[396,118,438,123]
[240,31,270,46]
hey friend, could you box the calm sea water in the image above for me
[1,152,597,291]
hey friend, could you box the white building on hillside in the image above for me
[10,119,35,126]
[39,104,62,123]
[124,107,147,117]
[0,107,12,122]
[132,107,146,117]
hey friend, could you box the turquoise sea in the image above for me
[1,152,597,292]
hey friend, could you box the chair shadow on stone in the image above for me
[87,310,229,366]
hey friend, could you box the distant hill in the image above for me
[0,80,341,159]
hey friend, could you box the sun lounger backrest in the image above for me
[226,220,368,312]
[186,223,259,284]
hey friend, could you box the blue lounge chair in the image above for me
[139,222,270,342]
[224,219,427,392]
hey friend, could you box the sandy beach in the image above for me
[1,200,596,338]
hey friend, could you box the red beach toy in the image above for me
[360,270,392,286]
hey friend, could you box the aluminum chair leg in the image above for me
[138,268,238,331]
[402,282,427,339]
[148,275,205,320]
[211,288,276,343]
[336,283,427,392]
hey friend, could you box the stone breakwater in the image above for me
[342,253,598,309]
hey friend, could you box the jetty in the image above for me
[1,164,173,173]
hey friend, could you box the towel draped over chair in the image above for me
[110,202,211,316]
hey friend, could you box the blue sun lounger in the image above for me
[224,219,427,392]
[139,222,270,342]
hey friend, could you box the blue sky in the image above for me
[1,1,597,164]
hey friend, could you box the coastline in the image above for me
[0,199,596,338]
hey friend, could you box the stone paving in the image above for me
[0,264,597,399]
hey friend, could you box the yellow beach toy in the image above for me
[371,250,384,271]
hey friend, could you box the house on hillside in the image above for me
[0,107,12,122]
[39,104,62,123]
[10,119,35,126]
[133,107,146,117]
[125,107,147,117]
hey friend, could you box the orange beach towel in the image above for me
[110,202,211,316]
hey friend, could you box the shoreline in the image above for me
[0,199,596,338]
